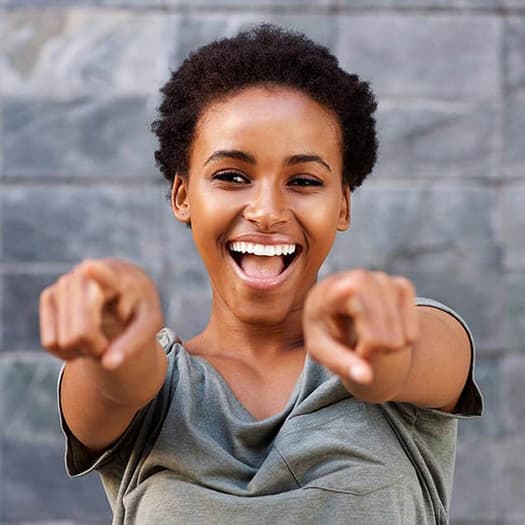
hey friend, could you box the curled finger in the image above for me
[40,287,58,351]
[307,333,373,385]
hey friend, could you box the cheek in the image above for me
[294,193,342,236]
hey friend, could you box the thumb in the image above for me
[101,301,163,370]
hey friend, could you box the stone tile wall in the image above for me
[0,1,523,523]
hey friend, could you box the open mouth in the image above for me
[228,241,300,279]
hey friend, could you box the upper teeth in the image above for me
[229,242,296,256]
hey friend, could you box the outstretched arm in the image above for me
[302,270,471,411]
[40,259,167,451]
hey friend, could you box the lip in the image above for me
[226,240,302,291]
[227,232,301,247]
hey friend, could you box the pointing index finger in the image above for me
[321,274,365,319]
[79,260,121,300]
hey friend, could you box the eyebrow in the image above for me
[204,150,256,166]
[285,154,332,173]
[204,150,332,173]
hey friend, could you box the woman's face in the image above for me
[172,85,350,326]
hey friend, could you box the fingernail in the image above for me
[349,363,371,384]
[105,352,123,369]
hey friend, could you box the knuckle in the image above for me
[375,271,390,283]
[390,336,406,351]
[393,276,415,296]
[41,337,57,352]
[81,258,97,268]
[362,334,386,350]
[57,275,70,289]
[350,269,369,283]
[39,287,52,305]
[77,258,100,275]
[56,333,72,350]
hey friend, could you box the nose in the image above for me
[243,181,290,231]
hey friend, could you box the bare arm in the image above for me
[40,259,167,451]
[391,305,471,411]
[346,305,471,411]
[303,270,471,412]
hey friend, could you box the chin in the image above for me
[231,296,300,327]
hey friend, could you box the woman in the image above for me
[39,25,482,524]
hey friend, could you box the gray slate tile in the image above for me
[501,185,525,270]
[335,13,501,99]
[339,0,502,7]
[0,355,63,441]
[169,12,337,68]
[328,183,504,352]
[1,271,62,352]
[1,185,170,263]
[505,16,525,92]
[501,356,525,433]
[505,272,525,353]
[457,357,506,441]
[0,8,172,97]
[0,436,110,522]
[2,96,158,178]
[375,99,497,180]
[503,91,525,179]
[451,436,503,522]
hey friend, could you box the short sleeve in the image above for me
[58,328,180,478]
[412,297,483,419]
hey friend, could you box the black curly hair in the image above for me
[151,24,378,191]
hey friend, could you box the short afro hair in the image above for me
[152,24,378,191]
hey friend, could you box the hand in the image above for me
[303,270,419,387]
[39,258,164,370]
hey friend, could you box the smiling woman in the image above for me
[39,24,482,525]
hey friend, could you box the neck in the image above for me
[187,294,305,364]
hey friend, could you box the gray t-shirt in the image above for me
[60,297,483,525]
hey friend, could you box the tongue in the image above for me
[240,255,285,278]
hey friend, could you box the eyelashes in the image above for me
[212,170,249,184]
[289,177,323,187]
[212,170,324,187]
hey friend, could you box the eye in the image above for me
[212,170,249,184]
[288,176,323,187]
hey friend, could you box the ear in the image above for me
[171,174,191,224]
[337,185,351,231]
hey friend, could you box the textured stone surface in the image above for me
[340,0,502,6]
[164,286,211,341]
[0,265,197,352]
[457,357,505,441]
[0,9,172,97]
[328,183,504,352]
[1,185,170,263]
[1,437,111,522]
[503,91,525,179]
[504,0,525,7]
[375,99,497,180]
[451,437,503,522]
[499,437,525,522]
[1,272,62,352]
[0,3,522,523]
[0,355,63,441]
[1,0,523,8]
[2,96,158,178]
[501,185,525,270]
[105,0,338,7]
[170,12,337,67]
[501,356,525,433]
[505,16,525,92]
[335,14,500,99]
[505,273,525,353]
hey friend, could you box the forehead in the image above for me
[190,85,343,167]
